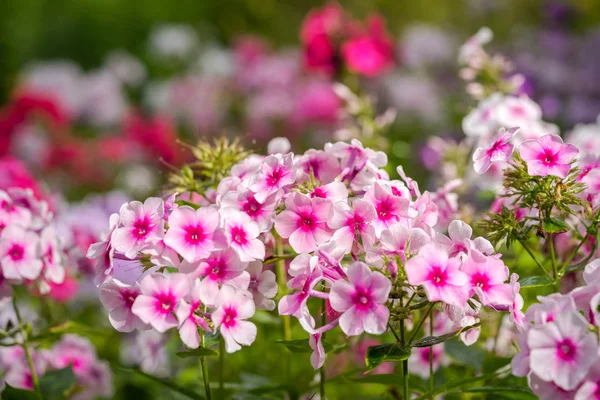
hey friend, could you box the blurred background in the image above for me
[2,2,600,397]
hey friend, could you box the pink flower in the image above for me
[373,224,430,265]
[112,198,164,259]
[246,261,277,311]
[528,312,598,390]
[495,96,542,128]
[99,278,146,332]
[279,267,323,333]
[329,199,376,254]
[461,251,513,307]
[212,285,257,353]
[39,226,64,285]
[405,244,469,307]
[472,127,517,174]
[435,219,493,260]
[329,262,391,336]
[87,213,119,286]
[408,344,449,378]
[163,205,220,263]
[249,154,296,203]
[274,192,333,253]
[221,209,265,262]
[176,278,210,349]
[309,181,348,203]
[520,134,579,178]
[131,273,190,332]
[182,249,248,306]
[364,182,415,237]
[297,149,342,184]
[0,225,42,281]
[508,273,525,330]
[341,15,395,77]
[220,189,276,232]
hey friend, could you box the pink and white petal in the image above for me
[339,306,365,336]
[363,305,390,335]
[220,326,242,353]
[289,229,317,253]
[274,211,300,238]
[448,220,473,241]
[369,271,392,304]
[229,320,257,347]
[347,262,372,287]
[329,280,354,312]
[179,320,201,349]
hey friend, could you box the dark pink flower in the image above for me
[520,134,579,178]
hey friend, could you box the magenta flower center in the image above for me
[185,225,205,244]
[266,167,284,187]
[8,244,24,261]
[556,338,577,361]
[297,212,316,230]
[154,292,176,314]
[352,288,373,310]
[540,151,557,166]
[471,273,490,291]
[230,226,247,245]
[207,258,226,280]
[428,266,447,287]
[376,200,395,221]
[222,307,238,328]
[311,187,326,198]
[133,217,152,239]
[121,289,139,309]
[242,197,262,216]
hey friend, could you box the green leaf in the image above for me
[203,331,221,348]
[445,340,486,370]
[2,384,41,400]
[411,322,481,348]
[274,339,338,354]
[543,218,570,234]
[518,275,555,288]
[175,347,219,358]
[413,370,507,400]
[263,255,294,265]
[39,367,77,400]
[365,343,411,372]
[114,364,204,400]
[175,200,200,210]
[482,355,512,374]
[30,321,111,343]
[462,385,535,396]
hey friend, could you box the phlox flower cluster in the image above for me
[0,331,113,399]
[90,137,524,367]
[511,260,600,400]
[0,188,68,295]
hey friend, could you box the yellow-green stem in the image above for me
[13,297,39,393]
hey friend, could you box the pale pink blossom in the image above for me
[405,244,469,307]
[0,225,42,281]
[212,285,257,353]
[328,199,376,254]
[112,198,165,259]
[461,250,513,307]
[39,226,64,285]
[371,224,430,265]
[435,219,493,260]
[364,182,415,237]
[520,134,579,178]
[297,149,341,184]
[274,192,333,253]
[99,278,146,332]
[163,205,220,263]
[131,273,190,332]
[220,189,276,232]
[87,213,120,286]
[249,154,296,203]
[221,209,265,262]
[176,278,210,349]
[246,261,277,311]
[528,312,598,390]
[473,127,517,174]
[329,262,391,336]
[309,181,348,203]
[279,267,323,333]
[495,96,542,128]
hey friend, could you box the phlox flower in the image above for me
[246,261,277,311]
[176,278,211,349]
[181,249,248,306]
[528,372,575,400]
[508,273,525,330]
[341,15,394,77]
[309,181,348,203]
[131,273,190,332]
[39,226,64,285]
[221,209,265,262]
[408,344,449,378]
[279,267,323,333]
[163,205,220,263]
[249,153,296,203]
[405,244,469,307]
[435,219,493,260]
[112,198,164,259]
[329,262,391,336]
[212,285,257,353]
[297,149,341,184]
[0,190,32,231]
[494,96,542,128]
[0,225,42,281]
[371,224,430,265]
[274,192,333,253]
[99,278,146,332]
[364,182,415,237]
[220,189,276,232]
[87,213,119,286]
[520,134,579,178]
[528,311,598,390]
[461,250,513,307]
[472,127,517,174]
[329,199,376,254]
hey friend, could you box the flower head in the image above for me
[112,198,164,259]
[0,225,42,281]
[212,285,257,353]
[163,205,220,263]
[520,134,579,178]
[473,127,517,174]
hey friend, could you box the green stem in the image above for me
[219,336,224,399]
[518,239,552,279]
[399,294,409,400]
[320,297,326,400]
[429,310,434,395]
[275,237,292,384]
[408,303,435,345]
[13,297,40,393]
[200,332,212,399]
[561,234,589,273]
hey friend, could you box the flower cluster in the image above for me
[0,188,67,296]
[91,137,523,370]
[301,3,395,77]
[0,331,113,399]
[512,260,600,399]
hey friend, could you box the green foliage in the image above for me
[411,322,481,348]
[518,275,554,288]
[175,347,219,358]
[39,367,77,400]
[2,385,42,400]
[364,343,411,372]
